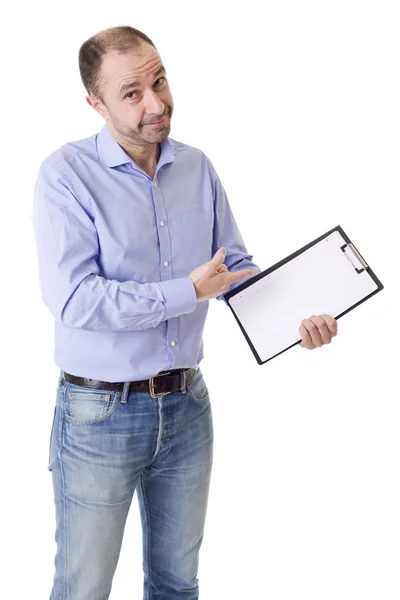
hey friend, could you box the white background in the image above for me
[1,1,399,598]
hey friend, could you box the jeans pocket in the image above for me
[63,382,120,425]
[187,368,210,403]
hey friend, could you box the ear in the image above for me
[85,95,107,119]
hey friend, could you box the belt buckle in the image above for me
[149,372,172,398]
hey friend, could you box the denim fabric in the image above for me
[47,367,213,599]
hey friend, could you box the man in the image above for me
[32,25,338,600]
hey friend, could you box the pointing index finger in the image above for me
[230,269,257,282]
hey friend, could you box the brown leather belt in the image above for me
[61,367,196,398]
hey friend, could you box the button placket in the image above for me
[153,179,169,271]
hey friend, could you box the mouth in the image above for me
[145,116,167,127]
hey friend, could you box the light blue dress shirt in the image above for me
[31,123,261,382]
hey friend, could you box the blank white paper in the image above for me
[228,231,378,362]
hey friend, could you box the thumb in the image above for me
[211,248,226,271]
[211,247,226,268]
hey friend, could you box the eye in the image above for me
[124,77,166,100]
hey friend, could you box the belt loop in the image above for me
[180,369,187,393]
[120,381,130,403]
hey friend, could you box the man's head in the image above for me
[79,26,174,150]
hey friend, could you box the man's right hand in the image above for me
[189,247,258,303]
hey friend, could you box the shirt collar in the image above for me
[97,121,176,172]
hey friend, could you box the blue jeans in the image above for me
[48,366,213,599]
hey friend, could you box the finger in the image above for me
[206,248,226,273]
[299,324,314,349]
[301,316,324,347]
[309,315,332,345]
[229,269,257,283]
[320,314,338,336]
[212,247,226,267]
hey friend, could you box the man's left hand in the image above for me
[298,314,338,350]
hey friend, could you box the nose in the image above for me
[142,89,165,122]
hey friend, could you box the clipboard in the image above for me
[223,225,384,365]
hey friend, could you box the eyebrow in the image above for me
[118,66,167,96]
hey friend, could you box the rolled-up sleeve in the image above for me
[31,163,197,330]
[206,157,262,305]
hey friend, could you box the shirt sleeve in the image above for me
[206,157,262,305]
[31,162,197,331]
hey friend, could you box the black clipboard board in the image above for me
[223,225,384,365]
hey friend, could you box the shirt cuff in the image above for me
[157,277,198,319]
[216,293,229,305]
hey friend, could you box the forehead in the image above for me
[101,46,162,87]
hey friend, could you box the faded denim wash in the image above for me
[48,366,213,599]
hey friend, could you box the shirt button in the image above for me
[160,220,165,226]
[164,261,169,267]
[171,341,176,347]
[153,181,158,188]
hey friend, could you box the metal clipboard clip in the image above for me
[340,243,369,274]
